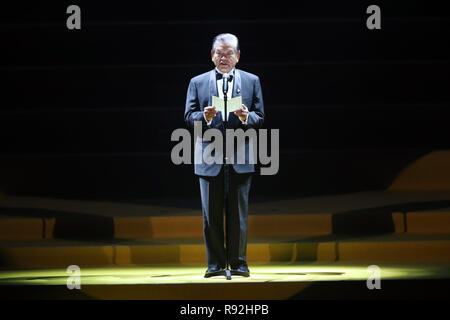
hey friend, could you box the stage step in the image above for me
[1,233,449,269]
[2,208,450,240]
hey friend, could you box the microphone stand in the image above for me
[222,75,232,280]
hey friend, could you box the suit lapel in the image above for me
[232,69,241,98]
[208,69,223,123]
[227,69,242,126]
[208,70,218,105]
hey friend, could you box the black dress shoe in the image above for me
[231,266,250,277]
[204,267,225,278]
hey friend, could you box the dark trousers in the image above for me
[199,165,253,269]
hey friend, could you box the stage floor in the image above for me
[1,261,450,299]
[2,261,450,285]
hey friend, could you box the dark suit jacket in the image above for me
[184,68,265,176]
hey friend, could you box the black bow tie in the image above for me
[216,72,233,81]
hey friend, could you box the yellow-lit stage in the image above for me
[1,261,450,299]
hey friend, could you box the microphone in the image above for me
[222,73,229,95]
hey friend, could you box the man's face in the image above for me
[211,42,240,74]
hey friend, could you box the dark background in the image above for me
[0,1,449,201]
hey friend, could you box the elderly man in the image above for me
[184,33,265,278]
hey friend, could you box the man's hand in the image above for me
[234,104,249,122]
[204,106,217,122]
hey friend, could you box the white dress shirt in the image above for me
[204,68,248,125]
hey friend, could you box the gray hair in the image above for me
[211,33,240,52]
